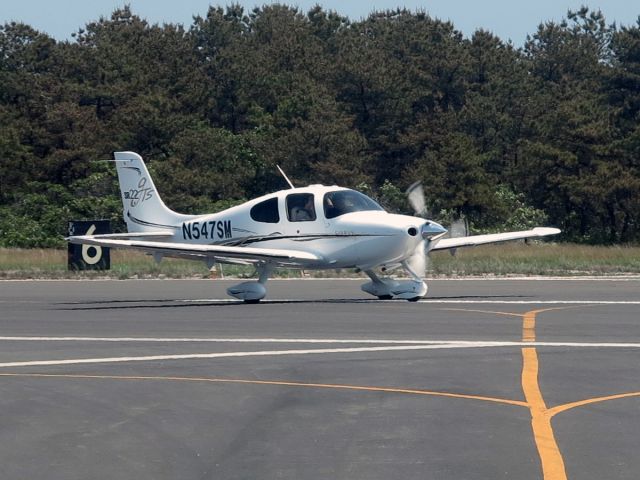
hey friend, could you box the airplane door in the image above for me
[285,193,319,233]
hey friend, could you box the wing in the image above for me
[430,227,560,251]
[80,231,174,240]
[67,236,322,267]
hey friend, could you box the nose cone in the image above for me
[421,221,447,239]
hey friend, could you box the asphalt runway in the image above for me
[0,278,639,480]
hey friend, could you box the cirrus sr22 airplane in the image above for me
[67,152,560,302]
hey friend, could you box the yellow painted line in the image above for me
[0,372,528,408]
[441,308,524,318]
[522,308,556,342]
[521,307,584,343]
[520,307,588,479]
[521,347,568,480]
[523,311,537,342]
[548,391,640,417]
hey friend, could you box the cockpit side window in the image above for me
[323,190,384,219]
[286,193,316,222]
[250,197,280,223]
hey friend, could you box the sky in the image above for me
[1,0,638,46]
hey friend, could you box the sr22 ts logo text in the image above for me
[123,177,153,207]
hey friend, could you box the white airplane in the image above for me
[67,152,560,302]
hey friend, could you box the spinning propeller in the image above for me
[404,182,448,278]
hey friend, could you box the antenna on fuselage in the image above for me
[276,164,295,189]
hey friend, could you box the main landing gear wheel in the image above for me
[227,263,274,302]
[243,299,261,304]
[377,295,393,300]
[407,296,422,302]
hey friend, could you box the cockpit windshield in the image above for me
[323,190,384,219]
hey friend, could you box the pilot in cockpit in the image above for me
[291,196,314,221]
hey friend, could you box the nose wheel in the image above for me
[362,269,428,301]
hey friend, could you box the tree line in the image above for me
[1,5,639,247]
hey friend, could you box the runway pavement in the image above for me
[0,278,639,480]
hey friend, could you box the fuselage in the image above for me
[169,185,433,270]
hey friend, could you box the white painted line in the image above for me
[530,342,640,347]
[428,277,640,281]
[0,337,483,344]
[177,299,640,305]
[1,336,640,347]
[2,276,640,283]
[2,336,640,345]
[2,341,640,368]
[418,300,640,305]
[2,298,640,306]
[0,344,499,368]
[180,298,240,302]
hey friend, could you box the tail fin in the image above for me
[114,151,194,233]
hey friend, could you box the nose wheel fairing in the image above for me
[361,269,427,301]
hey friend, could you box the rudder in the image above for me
[114,151,194,233]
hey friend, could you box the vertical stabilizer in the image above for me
[114,151,194,233]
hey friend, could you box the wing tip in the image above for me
[532,227,561,236]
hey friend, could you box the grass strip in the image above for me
[1,243,639,280]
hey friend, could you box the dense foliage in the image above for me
[1,5,639,246]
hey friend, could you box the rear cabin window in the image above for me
[286,193,316,222]
[250,197,280,223]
